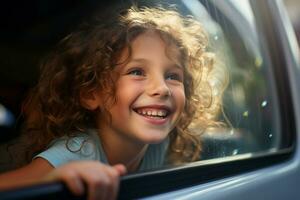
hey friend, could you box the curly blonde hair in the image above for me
[22,6,226,164]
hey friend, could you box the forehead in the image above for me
[118,30,183,67]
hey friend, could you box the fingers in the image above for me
[79,167,109,200]
[82,164,125,200]
[58,171,85,196]
[47,161,127,200]
[44,169,85,196]
[113,164,127,176]
[103,166,122,200]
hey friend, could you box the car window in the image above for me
[196,0,282,159]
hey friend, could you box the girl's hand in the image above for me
[44,161,127,200]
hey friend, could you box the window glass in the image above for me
[135,0,282,166]
[198,0,281,159]
[283,0,300,47]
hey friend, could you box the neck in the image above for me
[97,128,148,173]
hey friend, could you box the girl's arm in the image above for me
[0,158,127,200]
[0,158,53,189]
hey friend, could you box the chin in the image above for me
[138,132,169,144]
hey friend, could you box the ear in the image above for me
[80,89,102,111]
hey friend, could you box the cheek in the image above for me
[173,87,186,110]
[113,80,143,112]
[116,80,142,100]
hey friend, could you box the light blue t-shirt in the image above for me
[35,129,169,172]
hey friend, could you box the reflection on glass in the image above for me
[169,0,282,162]
[261,100,268,108]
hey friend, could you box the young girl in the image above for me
[0,6,225,200]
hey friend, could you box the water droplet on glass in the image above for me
[268,134,273,138]
[261,100,268,108]
[232,149,239,155]
[214,35,218,40]
[243,111,249,117]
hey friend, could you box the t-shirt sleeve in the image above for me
[34,136,98,168]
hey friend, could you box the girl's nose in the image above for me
[146,76,171,98]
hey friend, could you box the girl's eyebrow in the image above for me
[172,63,184,70]
[128,58,148,64]
[128,58,183,69]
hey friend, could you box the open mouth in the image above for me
[133,107,171,119]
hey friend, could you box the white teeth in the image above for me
[135,108,168,117]
[158,110,163,116]
[152,110,157,116]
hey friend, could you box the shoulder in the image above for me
[34,130,101,168]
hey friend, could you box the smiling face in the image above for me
[98,31,186,145]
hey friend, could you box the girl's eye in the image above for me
[166,73,183,82]
[127,68,144,76]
